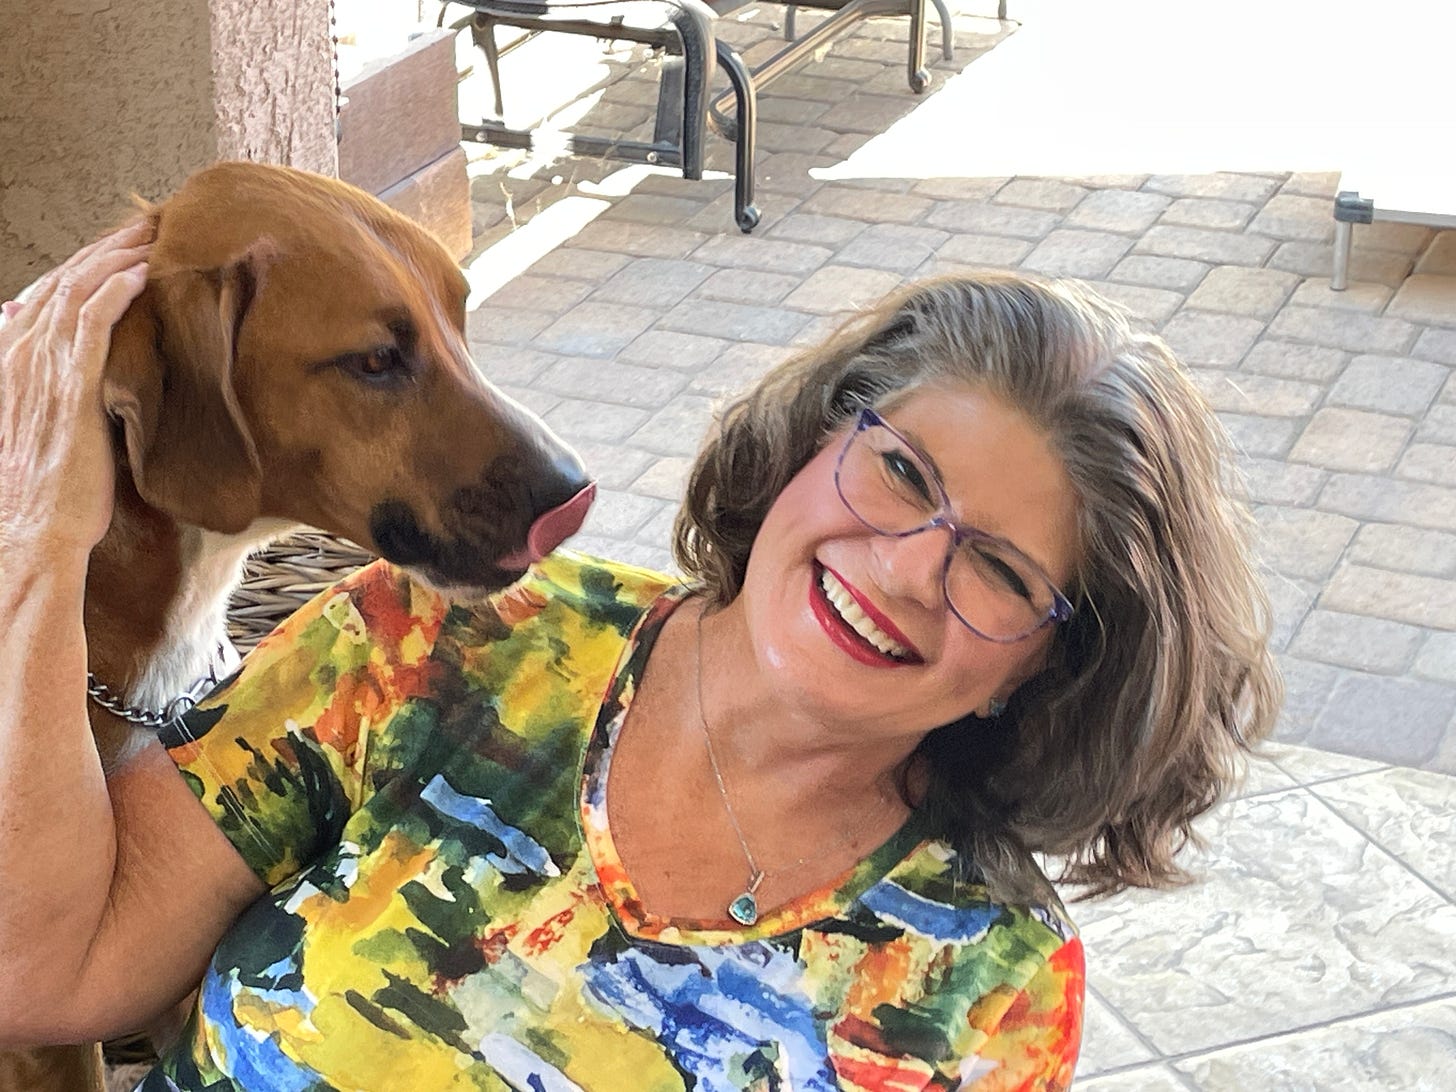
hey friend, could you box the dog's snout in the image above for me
[532,446,592,515]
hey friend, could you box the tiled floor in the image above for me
[110,1,1456,1087]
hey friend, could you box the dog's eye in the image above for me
[338,346,410,385]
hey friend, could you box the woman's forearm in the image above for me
[0,553,118,1021]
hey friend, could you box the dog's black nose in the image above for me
[531,446,592,516]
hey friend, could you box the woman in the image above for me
[0,227,1279,1090]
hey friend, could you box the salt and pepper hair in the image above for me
[673,273,1282,901]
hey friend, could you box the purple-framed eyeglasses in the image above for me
[833,408,1074,643]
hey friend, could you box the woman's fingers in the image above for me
[3,220,153,330]
[72,261,150,378]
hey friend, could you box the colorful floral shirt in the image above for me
[144,551,1083,1091]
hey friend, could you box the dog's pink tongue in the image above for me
[500,482,596,569]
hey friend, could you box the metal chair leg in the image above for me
[471,15,506,118]
[1332,219,1352,291]
[714,40,759,232]
[907,0,929,92]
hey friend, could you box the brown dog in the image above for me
[1,161,595,1092]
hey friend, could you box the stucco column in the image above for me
[0,0,337,297]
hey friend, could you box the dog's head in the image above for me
[104,162,593,591]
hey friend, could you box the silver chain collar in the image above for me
[86,647,231,732]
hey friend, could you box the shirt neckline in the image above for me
[578,584,930,946]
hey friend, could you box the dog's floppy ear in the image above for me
[104,239,273,534]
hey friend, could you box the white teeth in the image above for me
[819,569,910,660]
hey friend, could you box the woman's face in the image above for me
[735,382,1081,740]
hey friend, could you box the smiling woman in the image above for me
[2,240,1277,1089]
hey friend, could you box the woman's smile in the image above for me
[811,562,922,666]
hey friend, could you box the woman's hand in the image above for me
[0,221,152,561]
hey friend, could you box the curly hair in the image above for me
[672,273,1282,902]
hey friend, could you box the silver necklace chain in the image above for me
[691,600,893,927]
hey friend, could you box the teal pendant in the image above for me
[728,892,759,926]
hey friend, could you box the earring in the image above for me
[986,697,1007,718]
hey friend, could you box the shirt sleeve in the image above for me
[162,559,449,888]
[960,935,1085,1091]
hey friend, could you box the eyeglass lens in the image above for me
[837,419,1059,641]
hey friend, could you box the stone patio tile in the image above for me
[834,222,950,272]
[1019,229,1133,278]
[1414,326,1456,364]
[1387,273,1456,326]
[1077,788,1456,1055]
[1396,443,1456,487]
[763,212,868,247]
[1240,340,1348,381]
[1081,282,1183,328]
[1264,571,1318,651]
[1288,277,1395,313]
[909,176,1009,201]
[687,341,792,397]
[1316,766,1456,899]
[534,301,660,358]
[629,455,693,501]
[1349,523,1456,577]
[632,502,679,547]
[1269,655,1342,744]
[536,356,688,408]
[1174,997,1456,1092]
[597,193,707,227]
[465,344,560,386]
[933,233,1034,268]
[1063,173,1152,190]
[617,330,729,370]
[1289,408,1411,473]
[1074,1065,1186,1091]
[752,95,832,126]
[1328,354,1450,415]
[923,201,1062,239]
[1219,412,1302,458]
[1320,473,1456,532]
[781,265,906,315]
[1248,193,1337,241]
[1322,563,1456,630]
[542,396,651,442]
[1415,230,1456,275]
[1279,171,1342,198]
[526,248,633,284]
[1074,992,1156,1078]
[497,384,559,417]
[1160,197,1258,231]
[483,274,596,316]
[689,234,833,276]
[1143,173,1282,203]
[1266,305,1418,354]
[1312,670,1456,768]
[1254,506,1359,580]
[464,306,553,347]
[580,486,666,538]
[627,393,721,455]
[657,299,813,344]
[1268,240,1414,287]
[690,268,801,306]
[1362,221,1438,255]
[590,258,716,307]
[1233,755,1301,798]
[1415,632,1456,684]
[566,441,658,490]
[753,121,838,155]
[1288,610,1424,673]
[1185,266,1299,318]
[565,220,709,259]
[993,177,1088,212]
[1161,311,1265,366]
[1064,188,1171,234]
[1134,225,1276,267]
[1193,370,1323,417]
[1238,456,1327,506]
[796,187,934,225]
[1262,741,1387,785]
[1107,254,1209,291]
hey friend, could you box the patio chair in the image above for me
[443,0,932,232]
